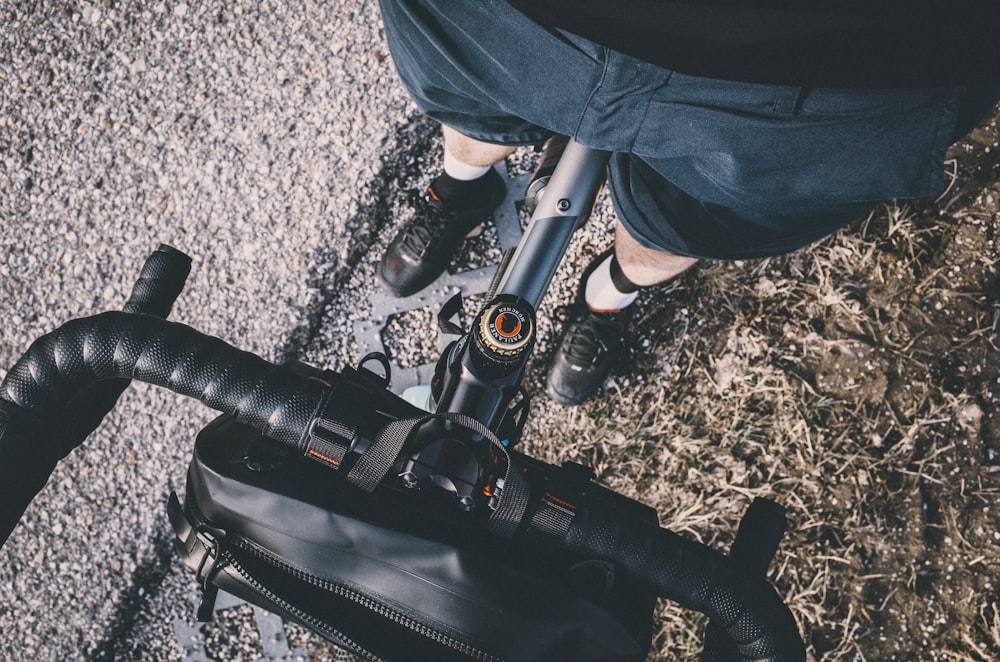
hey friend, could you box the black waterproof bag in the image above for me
[170,413,658,662]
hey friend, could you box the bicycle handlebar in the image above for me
[0,247,805,661]
[560,486,803,661]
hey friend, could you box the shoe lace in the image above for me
[399,193,450,259]
[558,305,616,366]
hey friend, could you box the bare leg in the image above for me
[613,221,698,286]
[441,125,516,167]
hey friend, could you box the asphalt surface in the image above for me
[0,1,472,659]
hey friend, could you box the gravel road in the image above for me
[0,2,454,658]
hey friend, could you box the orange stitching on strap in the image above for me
[307,449,341,467]
[545,492,577,510]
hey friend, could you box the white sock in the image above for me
[443,145,492,181]
[584,254,639,312]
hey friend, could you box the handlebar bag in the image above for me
[169,414,656,662]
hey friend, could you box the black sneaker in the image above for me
[379,168,507,297]
[546,250,634,405]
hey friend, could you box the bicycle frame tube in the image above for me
[495,140,610,309]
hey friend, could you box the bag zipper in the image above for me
[185,500,505,662]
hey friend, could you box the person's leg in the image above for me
[442,126,516,169]
[612,221,698,286]
[378,126,516,297]
[546,77,979,405]
[545,222,698,406]
[376,0,609,296]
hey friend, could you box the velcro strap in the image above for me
[489,461,529,538]
[346,415,430,491]
[435,412,530,538]
[304,365,398,470]
[303,389,359,469]
[304,432,348,469]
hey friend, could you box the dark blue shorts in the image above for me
[379,0,991,259]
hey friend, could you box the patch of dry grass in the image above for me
[521,110,1000,661]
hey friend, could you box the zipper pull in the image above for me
[196,583,219,622]
[192,524,227,622]
[193,530,225,622]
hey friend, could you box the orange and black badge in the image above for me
[485,303,531,351]
[494,311,521,339]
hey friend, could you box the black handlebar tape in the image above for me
[0,312,329,545]
[0,246,194,544]
[563,501,805,662]
[0,312,328,446]
[122,244,192,317]
[703,499,789,661]
[53,245,194,450]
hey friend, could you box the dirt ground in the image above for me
[513,108,999,660]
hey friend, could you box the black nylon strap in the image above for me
[529,496,574,539]
[434,412,529,538]
[342,410,530,537]
[489,460,529,538]
[303,390,357,468]
[437,292,466,336]
[304,363,392,469]
[346,415,430,491]
[304,433,348,469]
